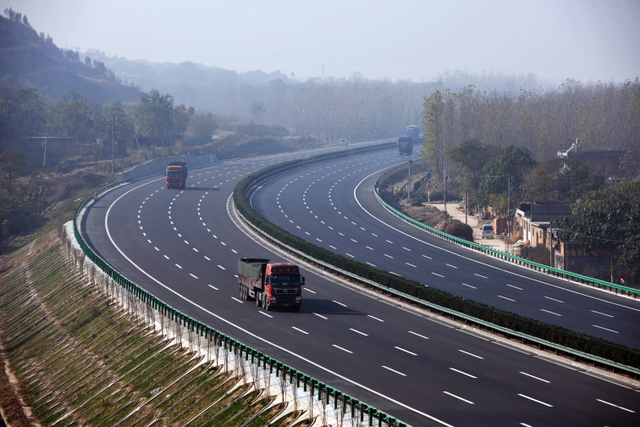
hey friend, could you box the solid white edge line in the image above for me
[104,185,452,426]
[353,170,640,313]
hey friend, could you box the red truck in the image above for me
[166,162,188,189]
[237,258,304,311]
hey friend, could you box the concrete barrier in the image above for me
[117,154,218,182]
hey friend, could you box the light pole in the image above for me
[407,159,412,200]
[443,160,447,214]
[549,219,554,268]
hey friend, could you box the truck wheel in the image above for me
[263,295,270,311]
[255,293,261,307]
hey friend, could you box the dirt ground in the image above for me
[0,344,35,426]
[0,242,45,427]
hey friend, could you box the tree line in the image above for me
[418,81,640,281]
[0,84,219,150]
[0,83,219,245]
[421,80,639,172]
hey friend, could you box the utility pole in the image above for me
[464,192,468,224]
[549,219,553,267]
[443,161,447,213]
[43,131,48,167]
[407,160,412,200]
[507,174,511,236]
[111,114,115,176]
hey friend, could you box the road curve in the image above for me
[251,147,640,350]
[81,146,640,426]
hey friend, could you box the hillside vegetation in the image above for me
[0,224,313,426]
[0,11,138,103]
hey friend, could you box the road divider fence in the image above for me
[374,160,639,298]
[73,145,407,427]
[234,156,640,379]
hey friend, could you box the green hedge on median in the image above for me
[234,158,640,373]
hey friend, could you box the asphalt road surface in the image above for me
[80,145,640,426]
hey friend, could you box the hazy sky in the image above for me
[3,0,639,83]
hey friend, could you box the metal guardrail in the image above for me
[374,163,639,298]
[238,188,640,380]
[73,152,407,427]
[73,148,639,427]
[236,156,640,379]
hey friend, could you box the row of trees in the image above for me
[0,84,219,153]
[94,48,550,145]
[419,82,640,280]
[419,139,640,279]
[421,80,640,177]
[556,182,640,273]
[438,139,608,213]
[0,84,220,244]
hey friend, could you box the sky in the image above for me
[3,0,639,84]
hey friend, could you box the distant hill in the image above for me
[85,49,292,113]
[0,14,138,103]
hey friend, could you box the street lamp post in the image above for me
[549,219,554,268]
[407,159,412,200]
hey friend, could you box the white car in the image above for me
[339,138,348,146]
[481,224,494,239]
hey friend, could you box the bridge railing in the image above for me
[72,147,407,427]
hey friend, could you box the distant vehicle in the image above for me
[166,162,188,189]
[237,258,304,311]
[398,136,413,155]
[482,224,494,239]
[405,125,421,139]
[339,138,348,146]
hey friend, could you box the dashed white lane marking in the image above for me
[591,310,614,317]
[592,324,619,334]
[395,346,417,356]
[333,344,353,354]
[596,398,635,413]
[408,331,429,340]
[382,366,407,377]
[449,367,477,379]
[520,372,550,383]
[518,394,553,407]
[443,391,474,404]
[459,349,483,359]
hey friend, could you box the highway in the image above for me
[251,148,640,350]
[81,144,640,426]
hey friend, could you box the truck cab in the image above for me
[166,162,188,189]
[263,263,304,310]
[237,259,304,311]
[398,136,413,155]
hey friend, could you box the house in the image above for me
[554,239,617,282]
[515,203,628,281]
[557,138,626,179]
[514,204,580,248]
